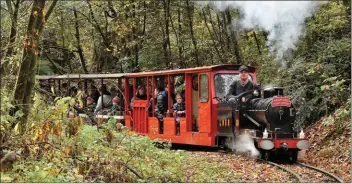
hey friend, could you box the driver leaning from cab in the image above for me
[226,65,261,101]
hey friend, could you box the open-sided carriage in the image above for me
[37,73,126,125]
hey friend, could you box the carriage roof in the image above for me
[124,64,256,77]
[36,64,256,80]
[37,73,127,80]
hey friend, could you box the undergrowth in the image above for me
[1,95,235,183]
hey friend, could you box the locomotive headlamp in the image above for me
[260,140,274,150]
[297,140,310,150]
[242,97,246,102]
[299,129,305,139]
[253,90,259,96]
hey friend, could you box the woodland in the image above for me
[0,0,351,182]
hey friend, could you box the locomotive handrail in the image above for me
[243,113,261,127]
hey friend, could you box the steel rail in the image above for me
[296,162,344,183]
[259,159,304,182]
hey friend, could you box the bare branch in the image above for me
[38,0,58,34]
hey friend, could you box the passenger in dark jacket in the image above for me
[129,85,147,111]
[156,90,167,116]
[89,84,100,103]
[154,87,168,134]
[173,94,185,135]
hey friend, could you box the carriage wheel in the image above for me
[153,142,164,149]
[289,150,298,163]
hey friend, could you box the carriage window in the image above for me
[214,73,253,98]
[199,74,208,102]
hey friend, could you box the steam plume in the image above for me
[226,134,260,158]
[195,1,327,64]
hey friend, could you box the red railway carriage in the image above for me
[123,64,257,146]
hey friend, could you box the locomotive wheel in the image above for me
[289,150,298,163]
[261,151,272,161]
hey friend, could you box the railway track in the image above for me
[262,159,344,183]
[174,146,344,183]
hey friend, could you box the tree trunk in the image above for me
[166,0,172,64]
[225,8,242,64]
[252,31,262,55]
[186,0,200,66]
[122,1,132,72]
[177,1,185,68]
[73,7,88,74]
[162,0,171,68]
[202,9,223,64]
[60,12,72,73]
[13,0,46,131]
[12,0,57,130]
[168,0,183,69]
[132,0,139,72]
[142,1,146,36]
[1,0,20,74]
[87,0,108,72]
[208,7,226,57]
[5,0,20,57]
[38,0,57,34]
[221,12,231,52]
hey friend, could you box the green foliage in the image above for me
[1,89,23,129]
[2,89,234,182]
[306,2,348,35]
[321,98,351,128]
[274,1,351,128]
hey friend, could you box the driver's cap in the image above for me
[239,65,249,72]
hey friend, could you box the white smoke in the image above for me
[227,134,260,158]
[195,1,327,64]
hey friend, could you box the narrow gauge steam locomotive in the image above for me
[216,87,310,162]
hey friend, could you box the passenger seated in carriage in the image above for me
[155,86,168,134]
[94,84,113,114]
[109,96,123,115]
[86,96,96,112]
[173,93,185,135]
[89,84,100,104]
[129,85,147,111]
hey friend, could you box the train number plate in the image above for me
[272,97,291,107]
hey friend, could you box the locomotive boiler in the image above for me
[216,87,310,162]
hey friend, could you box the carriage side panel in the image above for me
[198,72,212,133]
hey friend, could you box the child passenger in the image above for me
[110,96,122,115]
[172,93,185,135]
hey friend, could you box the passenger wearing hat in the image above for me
[110,96,122,115]
[226,65,261,100]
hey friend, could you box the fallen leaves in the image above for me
[64,148,70,156]
[301,118,351,182]
[186,151,295,182]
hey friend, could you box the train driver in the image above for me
[226,65,261,101]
